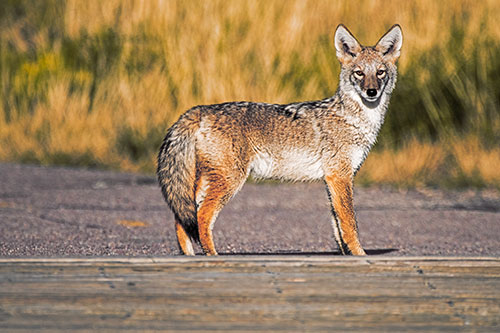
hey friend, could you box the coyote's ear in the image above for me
[375,24,403,63]
[334,24,362,64]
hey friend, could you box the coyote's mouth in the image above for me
[360,85,386,105]
[363,96,379,103]
[359,93,384,108]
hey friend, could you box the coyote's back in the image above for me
[158,24,403,256]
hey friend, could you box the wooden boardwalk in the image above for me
[0,257,499,332]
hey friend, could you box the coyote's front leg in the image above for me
[325,173,366,255]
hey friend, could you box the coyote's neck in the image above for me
[334,88,390,147]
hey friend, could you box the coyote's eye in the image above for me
[376,69,386,78]
[353,70,364,79]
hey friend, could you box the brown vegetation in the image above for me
[0,0,499,187]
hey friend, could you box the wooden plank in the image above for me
[0,257,499,331]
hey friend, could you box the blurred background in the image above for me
[0,0,499,188]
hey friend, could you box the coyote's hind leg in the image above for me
[196,173,246,256]
[175,218,195,256]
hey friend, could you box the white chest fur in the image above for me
[350,146,369,173]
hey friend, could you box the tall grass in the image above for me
[0,0,499,187]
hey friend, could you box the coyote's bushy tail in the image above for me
[157,110,200,243]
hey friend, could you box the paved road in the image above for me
[0,163,499,257]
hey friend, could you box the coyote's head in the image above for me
[334,24,403,105]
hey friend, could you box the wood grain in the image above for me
[0,257,499,331]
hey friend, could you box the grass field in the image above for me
[0,0,499,187]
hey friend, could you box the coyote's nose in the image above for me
[366,89,377,97]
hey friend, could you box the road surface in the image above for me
[0,163,499,257]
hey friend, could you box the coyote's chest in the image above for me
[249,149,324,181]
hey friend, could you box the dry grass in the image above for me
[0,0,499,187]
[357,138,500,188]
[358,141,445,187]
[452,138,500,186]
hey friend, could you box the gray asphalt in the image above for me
[0,163,499,257]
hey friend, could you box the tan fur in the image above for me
[157,24,403,255]
[325,172,365,255]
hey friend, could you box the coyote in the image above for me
[158,24,403,256]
